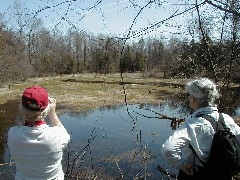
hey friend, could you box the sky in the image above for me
[0,0,208,40]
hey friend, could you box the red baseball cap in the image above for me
[22,86,49,111]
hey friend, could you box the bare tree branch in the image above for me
[205,0,240,17]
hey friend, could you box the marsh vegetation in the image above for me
[0,73,239,179]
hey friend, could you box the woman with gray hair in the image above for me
[161,77,240,180]
[7,86,70,180]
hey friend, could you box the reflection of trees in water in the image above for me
[65,104,125,119]
[0,100,19,179]
[64,143,161,179]
[62,101,187,179]
[0,100,20,163]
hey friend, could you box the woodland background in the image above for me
[0,0,239,108]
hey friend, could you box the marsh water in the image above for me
[60,103,187,179]
[1,99,240,179]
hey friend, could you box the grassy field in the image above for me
[0,73,189,113]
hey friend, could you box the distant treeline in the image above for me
[0,24,239,83]
[0,0,240,87]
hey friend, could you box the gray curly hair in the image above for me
[186,77,221,107]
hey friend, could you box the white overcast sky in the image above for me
[0,0,215,40]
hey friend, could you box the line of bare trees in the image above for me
[0,1,239,86]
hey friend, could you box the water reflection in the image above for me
[1,100,240,179]
[58,103,188,179]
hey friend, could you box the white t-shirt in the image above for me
[7,124,70,180]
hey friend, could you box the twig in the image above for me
[116,162,124,179]
[157,165,177,179]
[130,106,185,122]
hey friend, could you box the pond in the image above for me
[60,103,187,179]
[1,99,240,179]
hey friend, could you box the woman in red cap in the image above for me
[7,86,70,180]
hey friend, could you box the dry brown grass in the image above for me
[0,73,188,113]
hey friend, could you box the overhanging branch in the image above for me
[205,0,240,17]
